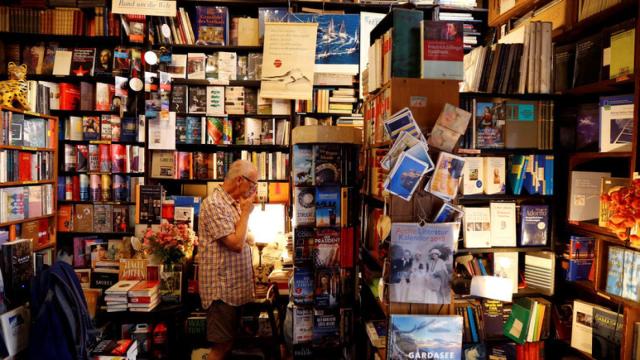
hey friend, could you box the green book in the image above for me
[503,298,532,344]
[388,9,423,78]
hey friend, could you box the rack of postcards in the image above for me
[291,126,361,358]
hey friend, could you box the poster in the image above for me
[112,0,176,17]
[261,22,317,100]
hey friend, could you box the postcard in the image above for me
[384,152,429,202]
[426,152,466,200]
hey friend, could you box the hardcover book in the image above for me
[188,86,207,114]
[315,187,341,228]
[493,252,519,293]
[482,300,505,338]
[576,103,599,151]
[2,239,33,306]
[293,267,313,305]
[520,205,549,246]
[387,315,463,360]
[74,204,94,233]
[483,157,506,195]
[475,99,505,149]
[389,223,457,304]
[70,48,95,76]
[573,33,602,87]
[293,306,313,344]
[294,187,315,226]
[568,236,595,259]
[462,207,491,248]
[422,21,464,80]
[606,246,625,297]
[569,171,611,221]
[592,307,623,360]
[314,144,341,186]
[461,157,484,195]
[93,204,113,233]
[94,48,113,75]
[621,249,639,302]
[294,227,314,265]
[312,309,339,348]
[313,228,340,268]
[314,267,339,309]
[195,6,229,46]
[187,53,206,80]
[599,94,633,152]
[170,84,187,113]
[294,145,314,186]
[489,202,516,247]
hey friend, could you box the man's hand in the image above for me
[239,195,256,215]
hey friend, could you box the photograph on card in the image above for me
[426,152,466,200]
[384,153,429,202]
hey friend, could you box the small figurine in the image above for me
[0,62,30,110]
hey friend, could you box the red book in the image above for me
[37,219,50,247]
[57,204,73,231]
[59,83,80,110]
[98,144,111,172]
[18,152,32,181]
[128,280,160,297]
[110,144,126,173]
[176,152,192,180]
[72,175,80,201]
[340,227,354,268]
[128,295,157,304]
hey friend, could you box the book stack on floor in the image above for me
[128,280,160,312]
[105,280,139,312]
[90,338,138,360]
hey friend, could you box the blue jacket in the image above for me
[28,260,95,360]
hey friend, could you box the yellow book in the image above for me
[238,18,260,46]
[610,27,635,79]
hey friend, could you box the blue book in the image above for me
[477,259,487,276]
[120,117,137,143]
[520,205,549,246]
[312,309,339,348]
[171,195,202,218]
[568,235,595,259]
[508,155,525,195]
[467,306,479,343]
[599,94,634,152]
[176,116,187,143]
[622,249,639,301]
[293,268,313,305]
[185,116,201,144]
[293,145,313,186]
[315,187,341,228]
[388,315,463,359]
[565,259,593,281]
[544,155,554,195]
[195,6,229,46]
[605,246,624,296]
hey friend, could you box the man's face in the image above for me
[404,250,411,259]
[100,50,110,65]
[237,170,258,198]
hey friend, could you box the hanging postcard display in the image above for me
[261,22,318,100]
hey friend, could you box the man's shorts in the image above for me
[207,300,240,343]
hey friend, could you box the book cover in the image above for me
[293,145,314,186]
[606,246,625,297]
[462,207,491,248]
[70,48,95,76]
[206,86,225,116]
[294,187,315,226]
[387,315,463,360]
[520,205,549,246]
[185,117,202,144]
[90,268,119,290]
[493,252,519,294]
[293,306,313,344]
[314,144,341,186]
[609,27,635,79]
[564,258,593,281]
[315,187,341,228]
[573,33,602,87]
[206,117,225,145]
[568,236,595,259]
[569,171,611,221]
[187,53,206,80]
[489,202,516,247]
[576,103,599,151]
[225,86,244,114]
[313,228,340,268]
[292,267,313,305]
[2,239,33,306]
[482,300,505,338]
[110,144,126,173]
[113,205,129,233]
[93,204,113,233]
[188,86,207,114]
[504,100,538,149]
[314,267,339,309]
[170,84,187,113]
[112,47,130,76]
[0,305,29,357]
[74,204,94,233]
[195,6,229,46]
[389,223,457,304]
[475,100,505,149]
[312,309,339,348]
[422,21,464,80]
[427,152,465,200]
[461,157,484,195]
[294,227,314,265]
[599,94,633,152]
[503,298,532,344]
[592,308,623,360]
[168,54,187,79]
[52,49,72,76]
[94,48,113,76]
[483,157,506,195]
[599,177,629,227]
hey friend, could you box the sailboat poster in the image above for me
[261,22,318,100]
[290,14,360,74]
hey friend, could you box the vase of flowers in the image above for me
[142,222,198,267]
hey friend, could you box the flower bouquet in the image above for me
[600,179,640,246]
[142,222,198,266]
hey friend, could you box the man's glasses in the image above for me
[242,175,258,187]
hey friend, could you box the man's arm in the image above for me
[219,211,250,253]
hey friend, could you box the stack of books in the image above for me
[90,339,138,360]
[328,88,357,114]
[128,280,160,312]
[105,280,139,312]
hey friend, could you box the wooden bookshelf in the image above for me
[57,231,135,237]
[174,143,289,151]
[0,180,56,188]
[171,79,261,87]
[0,214,56,228]
[458,193,551,201]
[50,109,120,116]
[567,220,620,239]
[488,0,552,27]
[173,113,289,119]
[58,200,136,206]
[27,74,117,83]
[553,0,638,44]
[166,44,263,52]
[560,77,635,96]
[458,246,550,254]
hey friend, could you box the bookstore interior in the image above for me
[1,0,640,359]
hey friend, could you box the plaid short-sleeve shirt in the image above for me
[197,186,254,308]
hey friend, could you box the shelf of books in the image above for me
[0,106,58,309]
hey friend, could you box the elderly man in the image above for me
[197,160,258,360]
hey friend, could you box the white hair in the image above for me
[225,159,257,181]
